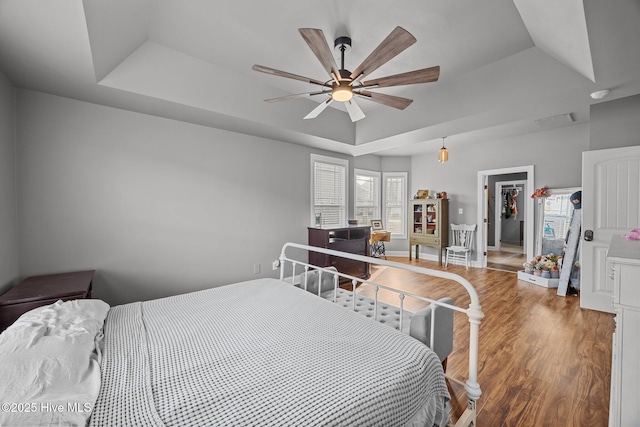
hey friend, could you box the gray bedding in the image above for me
[90,278,449,426]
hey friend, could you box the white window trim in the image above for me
[382,172,408,239]
[310,154,349,227]
[354,168,381,226]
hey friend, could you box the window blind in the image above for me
[383,173,407,237]
[355,170,380,225]
[313,159,346,226]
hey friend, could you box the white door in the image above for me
[581,146,640,313]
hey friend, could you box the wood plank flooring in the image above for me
[367,258,614,426]
[487,244,526,273]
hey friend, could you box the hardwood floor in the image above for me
[487,243,526,273]
[368,258,614,426]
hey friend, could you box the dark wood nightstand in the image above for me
[0,270,95,331]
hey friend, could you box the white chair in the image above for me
[445,224,477,269]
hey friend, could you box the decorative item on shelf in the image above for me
[315,213,322,227]
[416,189,429,199]
[622,228,640,240]
[440,191,447,199]
[370,219,384,231]
[348,219,358,226]
[438,136,448,164]
[531,186,550,198]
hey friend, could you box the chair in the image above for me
[369,220,391,259]
[445,224,477,269]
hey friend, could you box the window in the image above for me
[354,169,381,225]
[383,172,407,238]
[310,154,348,227]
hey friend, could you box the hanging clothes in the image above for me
[502,188,520,220]
[503,192,511,219]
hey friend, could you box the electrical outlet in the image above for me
[272,260,280,270]
[458,208,463,214]
[253,264,261,275]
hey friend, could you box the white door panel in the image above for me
[582,146,640,313]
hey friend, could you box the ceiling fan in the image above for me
[252,27,440,122]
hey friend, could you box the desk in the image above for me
[0,270,95,331]
[370,231,391,259]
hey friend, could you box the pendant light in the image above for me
[438,136,448,163]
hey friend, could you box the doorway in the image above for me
[487,179,527,272]
[477,166,535,270]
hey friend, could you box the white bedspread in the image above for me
[0,299,110,427]
[90,278,449,426]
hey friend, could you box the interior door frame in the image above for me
[477,165,535,268]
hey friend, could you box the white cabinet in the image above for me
[607,236,640,427]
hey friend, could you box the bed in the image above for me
[0,242,483,426]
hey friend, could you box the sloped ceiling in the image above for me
[0,0,639,156]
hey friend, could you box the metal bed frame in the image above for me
[279,242,484,427]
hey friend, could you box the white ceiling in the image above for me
[1,0,639,157]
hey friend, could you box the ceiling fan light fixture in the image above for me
[438,137,448,163]
[332,84,353,102]
[254,27,440,120]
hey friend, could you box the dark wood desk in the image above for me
[0,270,95,331]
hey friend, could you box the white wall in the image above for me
[0,72,18,293]
[410,124,589,259]
[15,89,325,306]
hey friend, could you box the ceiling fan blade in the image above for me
[252,64,330,88]
[344,99,366,122]
[304,97,334,119]
[356,90,413,110]
[349,27,416,82]
[265,91,329,103]
[361,66,440,89]
[298,28,341,81]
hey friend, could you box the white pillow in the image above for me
[0,299,110,426]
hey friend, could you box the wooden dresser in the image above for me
[308,226,371,280]
[0,270,95,331]
[606,236,640,426]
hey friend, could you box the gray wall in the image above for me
[11,87,639,307]
[410,124,589,260]
[590,94,640,151]
[15,89,320,306]
[0,72,18,294]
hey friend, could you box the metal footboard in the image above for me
[279,242,484,427]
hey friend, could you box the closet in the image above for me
[496,184,524,249]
